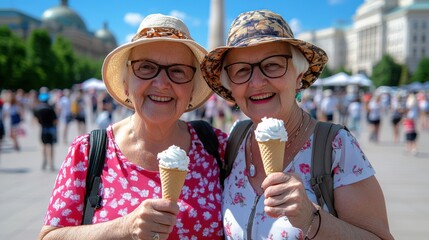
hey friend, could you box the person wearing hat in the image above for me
[39,14,227,240]
[33,92,58,171]
[201,10,393,240]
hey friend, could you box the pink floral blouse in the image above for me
[222,129,375,240]
[44,123,228,239]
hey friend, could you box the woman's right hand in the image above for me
[124,199,180,240]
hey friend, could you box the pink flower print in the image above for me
[232,192,246,206]
[235,178,246,188]
[225,221,232,237]
[302,139,311,150]
[333,165,341,175]
[268,233,274,240]
[352,165,363,176]
[281,230,289,239]
[299,163,311,175]
[333,135,342,149]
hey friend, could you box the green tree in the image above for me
[398,64,411,86]
[52,36,77,89]
[334,66,352,75]
[371,54,402,87]
[26,29,59,89]
[412,57,429,83]
[319,65,333,78]
[0,26,27,90]
[75,56,103,84]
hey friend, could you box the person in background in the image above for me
[390,93,405,143]
[0,98,5,152]
[38,13,226,240]
[56,89,73,144]
[320,89,338,122]
[71,89,87,135]
[33,92,58,171]
[402,112,418,155]
[347,96,362,138]
[201,9,393,240]
[3,90,24,151]
[367,94,383,142]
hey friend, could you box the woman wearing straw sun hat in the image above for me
[201,10,393,240]
[39,14,227,240]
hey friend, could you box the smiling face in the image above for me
[224,42,303,122]
[126,41,195,124]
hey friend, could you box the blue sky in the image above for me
[1,0,364,49]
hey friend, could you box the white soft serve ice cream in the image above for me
[254,117,288,142]
[157,145,190,171]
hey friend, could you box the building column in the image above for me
[208,0,224,51]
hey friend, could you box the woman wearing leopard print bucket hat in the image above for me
[201,10,393,240]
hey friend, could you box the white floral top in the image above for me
[222,129,375,240]
[44,124,228,239]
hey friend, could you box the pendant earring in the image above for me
[295,91,302,103]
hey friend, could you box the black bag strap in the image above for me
[310,122,345,217]
[189,120,222,184]
[82,129,107,225]
[224,120,253,178]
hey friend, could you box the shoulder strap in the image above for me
[224,119,253,178]
[310,122,345,217]
[82,129,107,225]
[189,120,222,183]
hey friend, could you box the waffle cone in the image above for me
[257,139,285,175]
[159,167,188,201]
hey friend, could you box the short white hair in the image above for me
[220,44,310,90]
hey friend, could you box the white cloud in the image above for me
[169,10,201,27]
[289,18,302,34]
[170,10,187,21]
[124,13,145,26]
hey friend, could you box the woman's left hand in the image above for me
[261,172,315,229]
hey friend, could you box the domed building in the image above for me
[0,0,117,60]
[41,0,87,32]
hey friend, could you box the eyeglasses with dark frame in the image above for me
[127,59,196,84]
[223,54,293,85]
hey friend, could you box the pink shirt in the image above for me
[44,123,227,239]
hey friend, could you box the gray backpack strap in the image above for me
[224,120,252,178]
[311,122,344,217]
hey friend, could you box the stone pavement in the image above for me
[0,110,428,240]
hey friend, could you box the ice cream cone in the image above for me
[257,139,285,175]
[159,166,188,201]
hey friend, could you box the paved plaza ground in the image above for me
[0,110,428,239]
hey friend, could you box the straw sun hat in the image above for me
[102,14,212,111]
[201,10,329,103]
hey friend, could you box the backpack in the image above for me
[223,120,346,217]
[82,120,221,224]
[70,99,80,115]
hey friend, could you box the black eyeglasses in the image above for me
[127,59,196,84]
[223,55,292,84]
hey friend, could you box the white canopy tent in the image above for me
[312,72,373,88]
[81,78,106,91]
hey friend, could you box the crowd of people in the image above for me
[299,86,428,155]
[2,8,428,240]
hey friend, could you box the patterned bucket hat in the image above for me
[103,14,212,111]
[201,10,328,103]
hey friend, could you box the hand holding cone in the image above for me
[157,145,190,201]
[254,117,288,175]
